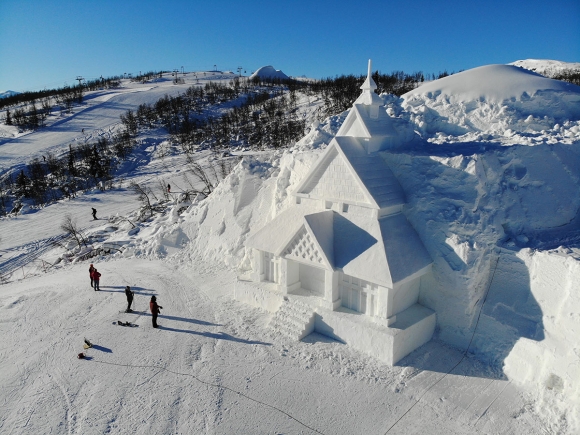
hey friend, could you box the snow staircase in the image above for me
[270,299,315,341]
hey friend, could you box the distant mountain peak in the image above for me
[0,90,20,99]
[509,59,580,77]
[249,66,290,81]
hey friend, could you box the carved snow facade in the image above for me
[236,60,436,365]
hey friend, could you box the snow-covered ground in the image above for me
[1,62,580,434]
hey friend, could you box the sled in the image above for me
[115,320,138,327]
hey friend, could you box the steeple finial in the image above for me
[360,59,377,92]
[354,58,382,119]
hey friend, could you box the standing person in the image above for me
[93,268,101,291]
[150,296,163,328]
[92,207,97,220]
[89,264,95,288]
[167,183,171,193]
[125,286,134,313]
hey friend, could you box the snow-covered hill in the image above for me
[401,64,580,145]
[249,65,290,81]
[1,63,580,434]
[510,59,580,77]
[0,90,20,99]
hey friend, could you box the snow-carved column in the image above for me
[322,269,341,310]
[376,286,396,326]
[251,248,265,282]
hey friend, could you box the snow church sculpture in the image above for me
[237,60,436,364]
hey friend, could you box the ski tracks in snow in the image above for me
[0,233,68,276]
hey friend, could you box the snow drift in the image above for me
[400,64,580,145]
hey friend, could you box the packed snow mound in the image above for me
[405,64,578,104]
[249,65,290,81]
[400,64,580,145]
[510,59,580,77]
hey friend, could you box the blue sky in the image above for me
[1,0,578,92]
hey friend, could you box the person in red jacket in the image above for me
[93,268,101,291]
[89,264,95,288]
[150,295,163,328]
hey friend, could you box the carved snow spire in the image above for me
[355,59,382,119]
[360,59,378,93]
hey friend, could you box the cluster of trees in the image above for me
[0,131,135,215]
[120,80,307,151]
[0,77,121,111]
[2,76,123,130]
[120,69,435,153]
[0,67,459,217]
[308,70,426,116]
[5,85,84,129]
[553,69,580,86]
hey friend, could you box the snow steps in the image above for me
[270,299,315,341]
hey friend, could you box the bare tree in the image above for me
[130,182,159,218]
[157,178,170,201]
[185,156,215,196]
[61,214,88,248]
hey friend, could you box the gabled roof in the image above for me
[279,211,334,269]
[246,204,320,255]
[246,207,432,287]
[294,136,405,210]
[337,136,406,209]
[376,213,432,285]
[336,104,398,139]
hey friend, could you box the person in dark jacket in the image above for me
[89,264,95,288]
[93,268,101,291]
[92,207,97,220]
[150,296,163,328]
[125,286,134,312]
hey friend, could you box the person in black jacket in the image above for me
[125,286,134,313]
[89,264,95,288]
